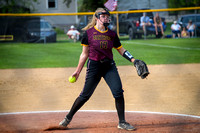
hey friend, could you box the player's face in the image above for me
[99,14,110,23]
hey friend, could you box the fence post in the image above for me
[116,13,119,37]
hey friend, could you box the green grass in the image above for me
[116,38,200,65]
[0,40,82,69]
[0,37,200,69]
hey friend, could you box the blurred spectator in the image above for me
[181,27,189,38]
[149,19,154,25]
[171,21,181,38]
[187,20,195,38]
[140,12,152,32]
[153,12,164,35]
[67,25,80,42]
[136,20,140,31]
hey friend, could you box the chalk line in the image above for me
[0,110,200,119]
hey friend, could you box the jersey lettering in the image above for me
[93,35,111,40]
[100,41,108,49]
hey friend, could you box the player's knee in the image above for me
[113,89,124,99]
[78,95,90,102]
[115,94,124,102]
[114,93,124,99]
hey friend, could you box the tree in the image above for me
[168,0,200,15]
[0,0,39,13]
[63,0,107,12]
[168,0,200,8]
[78,0,107,12]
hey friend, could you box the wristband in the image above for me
[123,50,134,62]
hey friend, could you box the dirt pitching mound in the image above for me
[0,111,200,133]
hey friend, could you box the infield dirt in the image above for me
[0,64,200,115]
[0,64,200,132]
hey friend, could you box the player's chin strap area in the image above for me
[102,20,110,28]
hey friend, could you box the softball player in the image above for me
[59,8,136,131]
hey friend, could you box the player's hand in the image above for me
[72,72,80,80]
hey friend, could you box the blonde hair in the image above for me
[82,8,105,31]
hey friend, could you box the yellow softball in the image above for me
[69,76,76,83]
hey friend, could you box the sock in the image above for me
[115,95,125,123]
[66,97,87,120]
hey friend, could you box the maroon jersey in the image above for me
[81,26,122,61]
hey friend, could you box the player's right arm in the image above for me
[72,46,89,80]
[72,31,89,80]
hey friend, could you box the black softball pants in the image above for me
[66,59,125,122]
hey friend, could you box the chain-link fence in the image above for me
[0,7,200,43]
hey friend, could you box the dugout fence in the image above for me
[0,7,200,43]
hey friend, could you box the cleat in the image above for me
[118,121,136,131]
[59,117,71,127]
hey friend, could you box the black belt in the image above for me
[99,58,112,64]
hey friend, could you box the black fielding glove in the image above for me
[133,59,149,79]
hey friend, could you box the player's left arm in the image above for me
[117,46,149,79]
[117,47,135,63]
[114,34,149,79]
[113,33,135,63]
